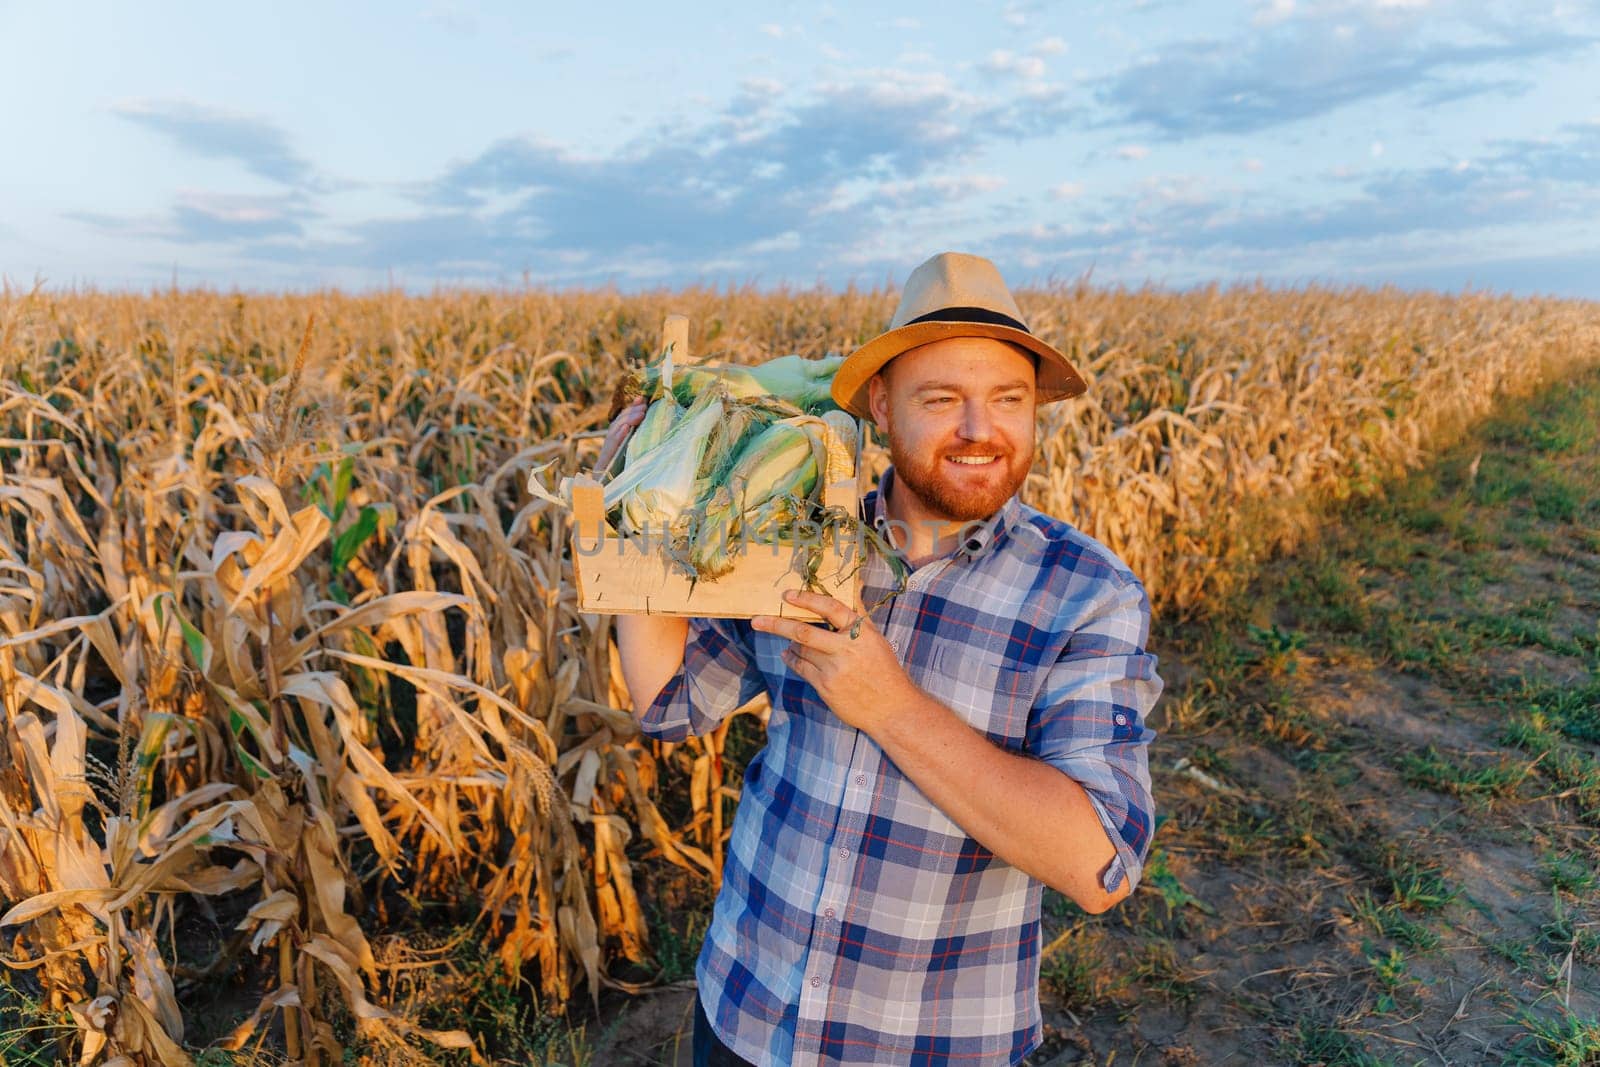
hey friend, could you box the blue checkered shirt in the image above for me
[639,468,1160,1065]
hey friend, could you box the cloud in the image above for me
[858,174,1007,211]
[228,69,989,282]
[420,2,477,34]
[1098,4,1596,137]
[112,100,318,188]
[985,121,1600,284]
[1495,119,1600,183]
[169,192,311,241]
[71,191,314,244]
[981,50,1047,81]
[80,57,1600,295]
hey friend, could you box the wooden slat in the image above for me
[662,314,691,363]
[574,531,861,618]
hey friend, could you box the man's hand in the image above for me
[751,589,920,733]
[594,397,647,476]
[756,588,1131,910]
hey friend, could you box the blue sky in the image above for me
[3,0,1598,296]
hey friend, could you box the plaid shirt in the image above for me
[639,468,1160,1065]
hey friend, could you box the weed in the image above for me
[1348,890,1441,950]
[1286,1018,1389,1066]
[1039,925,1110,1009]
[1362,942,1414,1014]
[1185,742,1233,775]
[648,903,709,984]
[1129,942,1203,1008]
[1539,894,1600,965]
[1397,745,1530,800]
[1385,853,1460,914]
[1246,623,1310,675]
[1043,887,1082,920]
[1285,552,1368,633]
[1216,797,1331,863]
[1466,611,1589,658]
[0,970,74,1066]
[1504,1006,1600,1066]
[1347,836,1459,915]
[1141,848,1215,922]
[1502,711,1561,756]
[1539,851,1599,897]
[1487,935,1540,975]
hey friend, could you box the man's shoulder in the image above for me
[1008,501,1143,592]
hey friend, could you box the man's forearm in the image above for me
[614,615,690,712]
[870,688,1130,913]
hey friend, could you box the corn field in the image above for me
[0,283,1595,1063]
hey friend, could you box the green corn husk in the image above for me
[604,386,726,534]
[627,352,846,413]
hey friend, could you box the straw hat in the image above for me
[831,251,1086,420]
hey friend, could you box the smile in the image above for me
[945,455,1000,466]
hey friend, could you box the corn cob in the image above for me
[623,394,682,469]
[690,421,820,578]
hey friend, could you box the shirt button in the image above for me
[823,907,835,919]
[855,774,866,786]
[1114,713,1129,726]
[809,975,822,988]
[888,639,898,654]
[838,846,849,859]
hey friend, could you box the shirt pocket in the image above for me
[924,645,1037,749]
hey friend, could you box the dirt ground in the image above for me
[581,374,1600,1066]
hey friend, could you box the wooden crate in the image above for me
[570,315,863,621]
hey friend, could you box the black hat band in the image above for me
[904,306,1031,333]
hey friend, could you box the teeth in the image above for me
[948,456,996,465]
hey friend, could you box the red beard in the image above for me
[885,431,1031,522]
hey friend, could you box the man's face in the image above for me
[866,336,1037,522]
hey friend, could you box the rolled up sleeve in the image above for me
[637,616,767,742]
[1025,576,1161,894]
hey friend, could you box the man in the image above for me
[615,252,1160,1066]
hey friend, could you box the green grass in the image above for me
[1538,895,1600,965]
[1039,925,1108,1009]
[0,972,74,1066]
[1539,851,1599,897]
[1128,942,1204,1008]
[1285,1019,1392,1066]
[1504,1007,1600,1066]
[648,902,709,984]
[1344,833,1460,917]
[1349,890,1441,950]
[1397,745,1532,800]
